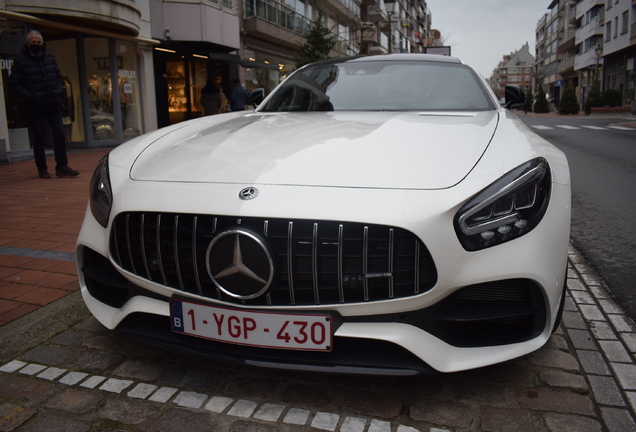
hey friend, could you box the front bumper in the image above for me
[77,181,570,374]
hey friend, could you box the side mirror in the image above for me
[504,85,526,109]
[247,88,265,108]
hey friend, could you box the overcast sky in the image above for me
[424,0,551,78]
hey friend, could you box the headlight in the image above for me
[89,155,113,228]
[454,158,551,251]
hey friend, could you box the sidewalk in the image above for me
[514,108,636,127]
[0,148,110,325]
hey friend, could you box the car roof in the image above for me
[350,53,463,64]
[306,54,465,69]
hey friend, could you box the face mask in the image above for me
[28,44,43,53]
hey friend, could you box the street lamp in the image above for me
[594,45,603,91]
[384,0,397,53]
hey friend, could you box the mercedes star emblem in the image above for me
[238,187,259,200]
[205,229,274,299]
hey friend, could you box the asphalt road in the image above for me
[520,115,636,321]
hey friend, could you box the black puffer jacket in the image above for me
[9,44,63,109]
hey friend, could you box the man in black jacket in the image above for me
[9,30,79,178]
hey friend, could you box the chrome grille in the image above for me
[110,213,437,306]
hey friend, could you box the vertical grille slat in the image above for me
[192,216,203,295]
[110,213,437,307]
[388,228,394,299]
[156,215,168,286]
[363,226,369,302]
[173,216,185,290]
[337,224,344,303]
[140,214,152,281]
[125,214,137,275]
[287,221,296,305]
[312,223,319,304]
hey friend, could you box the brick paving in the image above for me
[1,145,636,430]
[0,149,109,324]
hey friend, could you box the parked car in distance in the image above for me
[77,53,570,375]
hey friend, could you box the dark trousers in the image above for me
[27,104,68,170]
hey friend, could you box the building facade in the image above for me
[535,0,636,111]
[573,0,605,106]
[490,43,535,101]
[360,0,433,55]
[601,0,636,107]
[538,0,569,109]
[0,0,158,163]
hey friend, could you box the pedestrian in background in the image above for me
[9,30,79,179]
[199,79,222,116]
[229,79,247,112]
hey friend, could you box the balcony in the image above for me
[368,5,388,22]
[322,0,360,22]
[574,48,601,70]
[244,0,354,53]
[244,0,310,48]
[5,0,142,35]
[576,0,605,19]
[558,53,576,76]
[163,1,240,47]
[575,16,603,44]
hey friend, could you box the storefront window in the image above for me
[85,38,117,141]
[117,41,142,138]
[48,39,83,143]
[1,21,29,153]
[191,59,208,116]
[243,49,294,96]
[166,58,188,124]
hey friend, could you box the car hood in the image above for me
[130,111,499,190]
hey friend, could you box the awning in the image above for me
[206,52,279,71]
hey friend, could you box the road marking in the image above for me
[581,126,607,130]
[532,125,553,130]
[557,125,580,130]
[608,126,635,131]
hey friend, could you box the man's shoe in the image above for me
[56,166,79,177]
[38,169,51,179]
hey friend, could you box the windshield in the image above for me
[259,60,496,112]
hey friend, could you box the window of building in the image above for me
[307,0,313,20]
[606,20,612,41]
[47,39,83,144]
[2,22,39,153]
[508,68,518,74]
[621,11,628,34]
[296,0,305,17]
[85,38,116,141]
[614,17,618,38]
[117,41,142,139]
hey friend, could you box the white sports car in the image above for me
[77,54,571,375]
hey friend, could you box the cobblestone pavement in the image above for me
[2,149,636,431]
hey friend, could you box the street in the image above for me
[519,114,636,322]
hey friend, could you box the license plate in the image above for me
[170,298,333,351]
